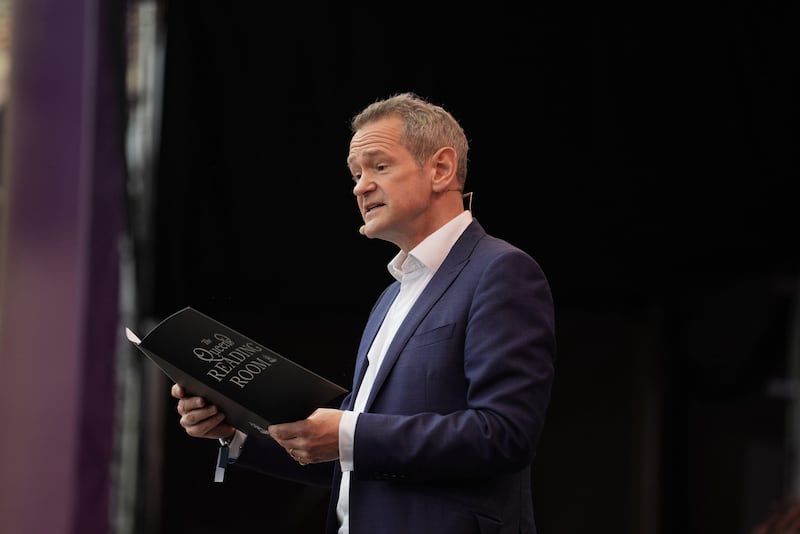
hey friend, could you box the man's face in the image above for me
[348,116,434,251]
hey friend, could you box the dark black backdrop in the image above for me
[146,3,798,533]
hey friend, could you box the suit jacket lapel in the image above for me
[348,284,400,409]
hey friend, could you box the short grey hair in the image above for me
[350,92,469,187]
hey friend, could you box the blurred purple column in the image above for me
[0,0,123,533]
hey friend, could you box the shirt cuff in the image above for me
[338,410,358,472]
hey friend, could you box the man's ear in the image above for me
[430,147,459,192]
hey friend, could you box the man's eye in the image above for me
[352,173,362,183]
[376,164,387,171]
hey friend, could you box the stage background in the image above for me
[144,4,798,534]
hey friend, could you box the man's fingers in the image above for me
[176,396,207,415]
[171,385,234,441]
[182,411,225,437]
[267,420,305,441]
[180,404,218,425]
[170,383,184,399]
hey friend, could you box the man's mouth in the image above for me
[364,202,384,214]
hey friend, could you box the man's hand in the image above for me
[268,408,343,466]
[171,383,236,440]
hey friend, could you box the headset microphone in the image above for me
[359,225,366,235]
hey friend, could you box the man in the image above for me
[173,92,556,533]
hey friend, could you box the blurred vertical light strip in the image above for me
[113,1,167,533]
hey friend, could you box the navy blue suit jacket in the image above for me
[236,219,556,533]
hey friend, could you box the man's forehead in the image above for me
[348,124,403,162]
[348,146,390,164]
